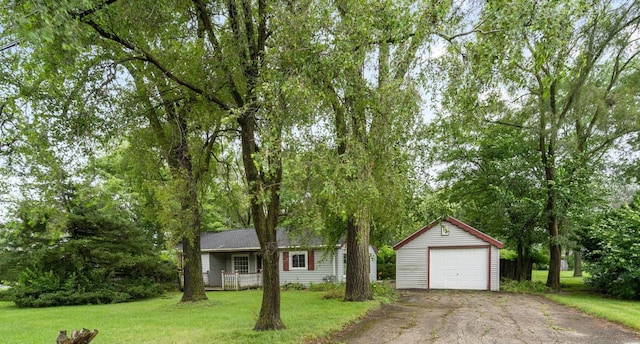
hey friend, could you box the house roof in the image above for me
[195,228,327,252]
[393,217,504,250]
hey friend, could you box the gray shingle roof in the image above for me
[198,228,328,252]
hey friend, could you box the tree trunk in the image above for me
[180,213,207,302]
[546,214,562,290]
[56,329,98,344]
[254,240,285,330]
[516,242,533,281]
[170,114,207,302]
[344,211,372,301]
[516,242,524,281]
[180,179,207,302]
[131,76,208,302]
[238,110,286,330]
[573,249,583,277]
[542,137,561,290]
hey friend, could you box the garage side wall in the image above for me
[491,246,500,291]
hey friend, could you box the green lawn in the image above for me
[0,290,378,344]
[530,270,640,331]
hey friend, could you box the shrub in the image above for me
[581,196,640,300]
[281,282,306,291]
[308,282,344,292]
[1,186,177,307]
[376,245,395,280]
[500,279,549,293]
[371,281,397,302]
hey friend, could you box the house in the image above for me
[393,217,503,291]
[180,228,377,289]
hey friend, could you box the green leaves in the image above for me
[582,195,640,299]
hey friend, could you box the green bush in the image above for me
[371,281,397,302]
[500,279,549,293]
[0,289,11,301]
[1,186,177,307]
[582,196,640,300]
[281,282,306,291]
[308,282,344,292]
[376,245,395,280]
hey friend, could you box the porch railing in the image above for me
[221,270,262,290]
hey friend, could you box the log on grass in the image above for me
[56,328,99,344]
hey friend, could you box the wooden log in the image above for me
[56,328,98,344]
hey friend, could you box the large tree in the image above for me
[283,0,452,301]
[431,116,547,280]
[0,0,317,329]
[441,0,640,289]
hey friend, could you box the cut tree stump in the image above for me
[56,328,99,344]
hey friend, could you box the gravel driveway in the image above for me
[323,290,640,344]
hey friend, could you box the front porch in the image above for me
[220,270,262,290]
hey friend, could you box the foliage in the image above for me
[500,279,550,294]
[370,281,398,303]
[581,196,640,300]
[500,249,549,265]
[0,289,11,302]
[376,245,396,280]
[0,183,176,307]
[0,291,379,344]
[280,282,306,291]
[437,0,640,289]
[307,282,345,292]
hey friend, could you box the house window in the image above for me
[290,251,307,270]
[233,255,249,274]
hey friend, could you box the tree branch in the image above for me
[83,18,230,111]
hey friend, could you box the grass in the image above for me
[0,290,378,344]
[531,270,591,292]
[524,270,640,331]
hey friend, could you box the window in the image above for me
[290,251,307,270]
[440,224,450,236]
[233,255,249,274]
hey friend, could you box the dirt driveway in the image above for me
[324,290,640,344]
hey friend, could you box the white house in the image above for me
[180,228,377,290]
[394,217,503,291]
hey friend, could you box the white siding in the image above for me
[201,253,210,286]
[280,249,337,286]
[337,247,346,283]
[369,246,377,282]
[491,247,500,291]
[209,254,225,287]
[401,222,488,250]
[395,248,428,289]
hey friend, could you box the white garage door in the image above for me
[429,248,489,290]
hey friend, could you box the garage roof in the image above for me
[393,217,504,250]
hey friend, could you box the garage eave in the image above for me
[393,217,504,250]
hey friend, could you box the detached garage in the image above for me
[394,217,503,291]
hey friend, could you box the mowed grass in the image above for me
[0,290,377,344]
[531,270,640,331]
